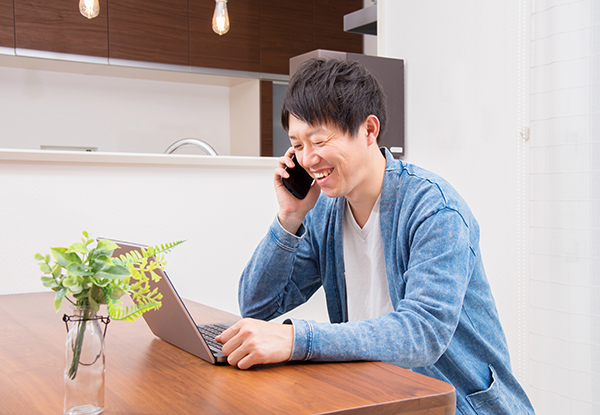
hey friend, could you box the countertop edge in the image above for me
[0,149,279,169]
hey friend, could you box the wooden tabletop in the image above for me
[0,292,455,414]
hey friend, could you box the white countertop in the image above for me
[0,148,278,169]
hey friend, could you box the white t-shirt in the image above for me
[343,196,394,321]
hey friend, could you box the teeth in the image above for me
[314,169,333,179]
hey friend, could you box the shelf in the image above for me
[0,48,289,87]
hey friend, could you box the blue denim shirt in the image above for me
[239,149,535,415]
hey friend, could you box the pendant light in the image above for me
[79,0,100,19]
[212,0,230,35]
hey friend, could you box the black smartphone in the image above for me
[281,154,314,199]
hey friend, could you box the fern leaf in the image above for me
[104,290,161,321]
[112,302,161,321]
[112,240,184,267]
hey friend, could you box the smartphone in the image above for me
[281,154,314,199]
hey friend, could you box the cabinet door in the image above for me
[260,0,314,75]
[109,0,189,66]
[313,0,362,54]
[14,0,108,57]
[190,0,260,72]
[0,0,14,48]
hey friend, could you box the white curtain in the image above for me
[528,0,599,413]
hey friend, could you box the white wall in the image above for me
[0,155,277,316]
[378,0,529,384]
[527,1,599,413]
[230,80,261,156]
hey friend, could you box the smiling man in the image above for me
[216,58,535,415]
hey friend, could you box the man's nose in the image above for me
[301,146,320,170]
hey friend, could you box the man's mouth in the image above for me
[313,168,333,180]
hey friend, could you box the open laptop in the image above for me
[109,239,238,364]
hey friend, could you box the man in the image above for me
[217,58,535,415]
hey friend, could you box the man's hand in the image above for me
[275,148,320,235]
[216,318,294,370]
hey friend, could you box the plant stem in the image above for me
[68,308,89,380]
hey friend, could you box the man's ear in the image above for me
[364,115,380,147]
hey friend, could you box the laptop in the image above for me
[109,239,238,364]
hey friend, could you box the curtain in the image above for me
[528,0,599,413]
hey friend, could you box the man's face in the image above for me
[287,115,372,201]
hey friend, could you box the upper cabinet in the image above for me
[313,0,363,54]
[8,0,363,75]
[260,0,363,75]
[13,0,108,57]
[109,0,189,66]
[259,0,314,75]
[190,0,260,72]
[0,0,14,48]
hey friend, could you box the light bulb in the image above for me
[79,0,100,19]
[212,0,230,36]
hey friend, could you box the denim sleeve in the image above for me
[238,217,323,321]
[286,207,473,367]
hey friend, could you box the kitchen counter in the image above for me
[0,146,281,316]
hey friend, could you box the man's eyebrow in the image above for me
[289,126,327,140]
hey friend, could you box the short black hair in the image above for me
[281,58,387,140]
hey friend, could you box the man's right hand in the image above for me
[274,148,320,235]
[216,318,294,370]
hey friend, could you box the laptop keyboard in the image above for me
[197,323,229,354]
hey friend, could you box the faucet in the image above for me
[164,138,218,156]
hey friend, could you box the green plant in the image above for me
[35,231,184,379]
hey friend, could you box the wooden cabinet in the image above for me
[260,81,273,156]
[259,0,362,75]
[190,0,260,72]
[9,0,362,75]
[259,0,314,75]
[108,0,189,66]
[192,0,363,76]
[314,0,363,54]
[0,0,14,48]
[192,0,363,75]
[13,0,108,57]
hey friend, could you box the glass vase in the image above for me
[63,306,106,415]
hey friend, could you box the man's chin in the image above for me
[320,187,342,199]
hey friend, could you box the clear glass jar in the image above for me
[63,306,106,415]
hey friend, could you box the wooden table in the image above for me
[0,292,455,414]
